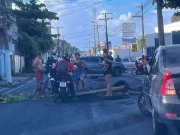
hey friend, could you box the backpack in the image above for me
[57,61,67,74]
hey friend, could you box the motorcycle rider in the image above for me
[43,55,55,94]
[52,53,78,101]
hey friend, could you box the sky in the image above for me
[24,0,176,51]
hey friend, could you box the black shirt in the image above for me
[102,55,113,74]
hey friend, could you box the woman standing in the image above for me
[73,53,87,91]
[101,48,113,96]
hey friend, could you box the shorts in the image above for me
[103,69,112,76]
[35,71,44,84]
[72,71,84,80]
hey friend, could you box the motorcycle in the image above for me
[132,61,148,76]
[53,75,71,103]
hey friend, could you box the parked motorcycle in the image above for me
[132,61,148,75]
[53,75,71,103]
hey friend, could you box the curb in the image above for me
[0,78,34,94]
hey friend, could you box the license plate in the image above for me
[59,82,67,87]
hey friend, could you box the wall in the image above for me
[113,48,142,59]
[14,55,25,73]
[0,52,5,77]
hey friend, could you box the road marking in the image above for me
[2,79,35,95]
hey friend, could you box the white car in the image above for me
[122,57,136,69]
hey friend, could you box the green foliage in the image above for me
[137,35,146,49]
[1,93,53,104]
[3,93,27,103]
[163,0,180,16]
[12,0,59,67]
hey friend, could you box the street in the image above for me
[1,74,143,95]
[1,74,178,135]
[0,95,153,135]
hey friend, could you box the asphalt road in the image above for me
[0,74,177,135]
[1,74,144,95]
[0,95,153,135]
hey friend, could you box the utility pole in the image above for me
[99,12,113,52]
[92,8,97,48]
[86,39,91,56]
[61,36,67,55]
[52,27,63,57]
[96,25,100,54]
[156,0,165,46]
[1,0,12,83]
[132,3,145,55]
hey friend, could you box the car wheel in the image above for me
[138,92,152,117]
[152,109,168,135]
[113,68,122,77]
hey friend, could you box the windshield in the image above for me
[165,47,180,68]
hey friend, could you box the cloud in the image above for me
[34,0,177,48]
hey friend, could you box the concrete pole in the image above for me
[2,0,12,83]
[141,3,145,55]
[157,0,165,46]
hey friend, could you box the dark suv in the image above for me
[138,45,180,135]
[81,56,126,77]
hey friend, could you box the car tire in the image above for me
[138,92,152,117]
[152,109,168,135]
[113,68,122,77]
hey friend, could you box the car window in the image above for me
[122,58,129,62]
[149,50,158,74]
[130,58,136,62]
[165,48,180,68]
[92,57,100,62]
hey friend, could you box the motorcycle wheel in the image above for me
[138,92,152,117]
[61,87,66,103]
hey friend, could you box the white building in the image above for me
[146,21,180,57]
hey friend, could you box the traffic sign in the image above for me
[132,44,137,52]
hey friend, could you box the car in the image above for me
[81,56,126,77]
[138,45,180,135]
[122,57,136,69]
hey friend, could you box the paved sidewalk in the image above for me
[0,74,34,94]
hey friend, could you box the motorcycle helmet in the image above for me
[63,53,70,62]
[48,54,54,62]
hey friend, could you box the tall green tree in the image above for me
[12,0,59,69]
[137,35,146,49]
[163,0,180,16]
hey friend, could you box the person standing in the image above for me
[72,53,87,92]
[100,49,113,96]
[115,55,122,62]
[52,53,78,101]
[30,51,44,99]
[43,55,54,94]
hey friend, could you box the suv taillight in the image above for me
[161,72,176,96]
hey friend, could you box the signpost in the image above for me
[132,43,137,52]
[122,23,136,45]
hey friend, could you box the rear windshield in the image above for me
[165,47,180,68]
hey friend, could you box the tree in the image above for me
[163,0,180,16]
[137,35,146,49]
[12,0,59,70]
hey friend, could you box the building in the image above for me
[0,0,25,81]
[146,21,180,57]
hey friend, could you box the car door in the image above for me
[143,50,159,111]
[122,58,131,69]
[91,57,103,74]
